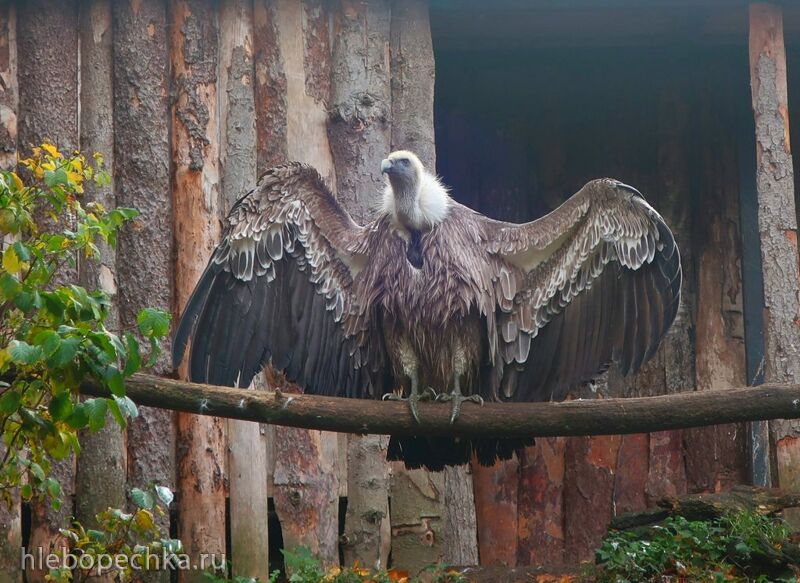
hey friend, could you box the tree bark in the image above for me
[219,1,270,578]
[327,0,392,568]
[472,457,518,566]
[18,4,79,581]
[75,0,127,547]
[0,4,19,580]
[112,2,175,572]
[78,375,800,440]
[169,2,226,580]
[749,2,800,526]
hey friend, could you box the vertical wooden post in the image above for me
[169,1,226,579]
[0,3,19,581]
[18,3,78,580]
[388,0,472,569]
[254,0,342,567]
[113,3,175,575]
[472,459,518,566]
[684,82,748,494]
[220,1,270,578]
[75,0,127,537]
[749,2,800,523]
[328,0,392,569]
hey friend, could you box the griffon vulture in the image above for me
[173,151,681,471]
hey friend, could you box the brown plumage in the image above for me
[173,151,682,470]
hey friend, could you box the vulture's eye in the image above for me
[400,158,410,166]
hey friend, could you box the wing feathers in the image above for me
[172,164,379,398]
[484,179,681,402]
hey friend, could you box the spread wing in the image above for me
[481,178,682,402]
[172,163,381,397]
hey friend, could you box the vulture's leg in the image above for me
[382,369,433,423]
[435,372,484,424]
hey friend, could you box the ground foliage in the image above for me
[0,143,169,508]
[589,512,800,582]
[48,484,179,582]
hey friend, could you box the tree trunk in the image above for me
[219,1,270,578]
[327,0,392,569]
[169,2,226,579]
[18,3,79,581]
[253,0,286,174]
[748,2,800,526]
[472,457,518,566]
[442,466,478,566]
[112,2,175,567]
[0,4,19,580]
[75,0,127,547]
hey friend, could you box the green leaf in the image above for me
[48,337,81,368]
[19,484,32,500]
[65,402,89,429]
[44,167,69,188]
[0,272,21,299]
[0,390,21,414]
[48,393,73,421]
[123,333,141,377]
[113,395,137,420]
[8,340,43,365]
[137,308,170,339]
[33,329,62,357]
[103,365,124,397]
[11,241,31,262]
[84,398,108,432]
[130,488,154,510]
[44,477,62,499]
[155,485,174,507]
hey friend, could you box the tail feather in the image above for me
[387,436,533,471]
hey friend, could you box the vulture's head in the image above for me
[381,150,449,231]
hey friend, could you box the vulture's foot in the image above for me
[435,391,484,424]
[382,386,436,424]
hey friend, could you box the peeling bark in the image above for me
[328,0,392,223]
[75,0,127,544]
[749,2,800,525]
[253,0,287,174]
[442,465,478,566]
[169,2,226,580]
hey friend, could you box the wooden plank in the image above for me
[18,3,78,580]
[472,458,518,566]
[517,439,565,566]
[328,0,392,568]
[113,3,176,545]
[260,0,341,567]
[387,0,460,570]
[219,1,270,578]
[749,2,800,525]
[737,73,770,487]
[684,86,748,493]
[0,4,18,580]
[75,0,127,545]
[169,1,226,579]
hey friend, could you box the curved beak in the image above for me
[381,158,393,174]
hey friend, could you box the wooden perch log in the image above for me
[80,373,800,439]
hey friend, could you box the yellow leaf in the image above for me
[10,172,23,191]
[41,143,60,158]
[41,161,55,172]
[2,246,21,274]
[134,509,155,530]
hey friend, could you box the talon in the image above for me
[421,386,439,400]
